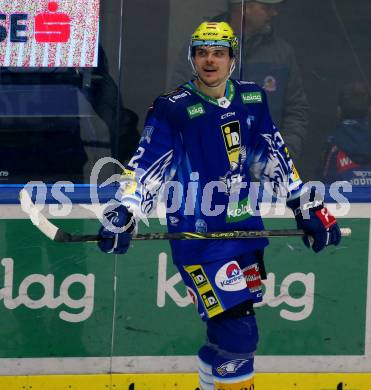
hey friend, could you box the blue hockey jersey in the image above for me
[120,79,303,265]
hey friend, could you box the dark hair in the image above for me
[338,81,370,119]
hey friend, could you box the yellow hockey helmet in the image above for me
[190,21,238,53]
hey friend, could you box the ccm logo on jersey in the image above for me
[221,112,236,120]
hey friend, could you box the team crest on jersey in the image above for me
[216,359,249,376]
[221,121,241,169]
[216,96,231,108]
[219,146,247,195]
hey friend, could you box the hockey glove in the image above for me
[287,196,341,253]
[98,204,135,254]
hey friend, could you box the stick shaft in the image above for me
[134,229,307,240]
[58,228,351,242]
[19,189,351,243]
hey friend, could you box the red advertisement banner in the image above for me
[0,0,100,67]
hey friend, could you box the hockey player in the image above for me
[98,22,341,390]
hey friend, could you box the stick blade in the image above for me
[340,227,352,237]
[19,189,59,241]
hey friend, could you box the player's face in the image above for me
[193,46,234,87]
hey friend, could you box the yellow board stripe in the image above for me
[0,373,371,390]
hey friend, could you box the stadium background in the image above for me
[0,0,371,389]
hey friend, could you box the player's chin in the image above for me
[201,71,217,79]
[200,75,223,87]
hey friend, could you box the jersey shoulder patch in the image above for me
[146,87,191,117]
[233,79,265,105]
[234,79,261,92]
[158,86,192,104]
[235,80,256,86]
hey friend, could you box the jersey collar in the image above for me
[184,79,235,108]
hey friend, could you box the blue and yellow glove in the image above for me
[98,204,135,254]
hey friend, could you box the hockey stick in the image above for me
[19,189,352,243]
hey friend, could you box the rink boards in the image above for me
[0,373,371,390]
[0,200,370,389]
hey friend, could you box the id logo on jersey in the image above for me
[221,121,241,168]
[202,290,220,310]
[184,265,224,317]
[189,267,208,288]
